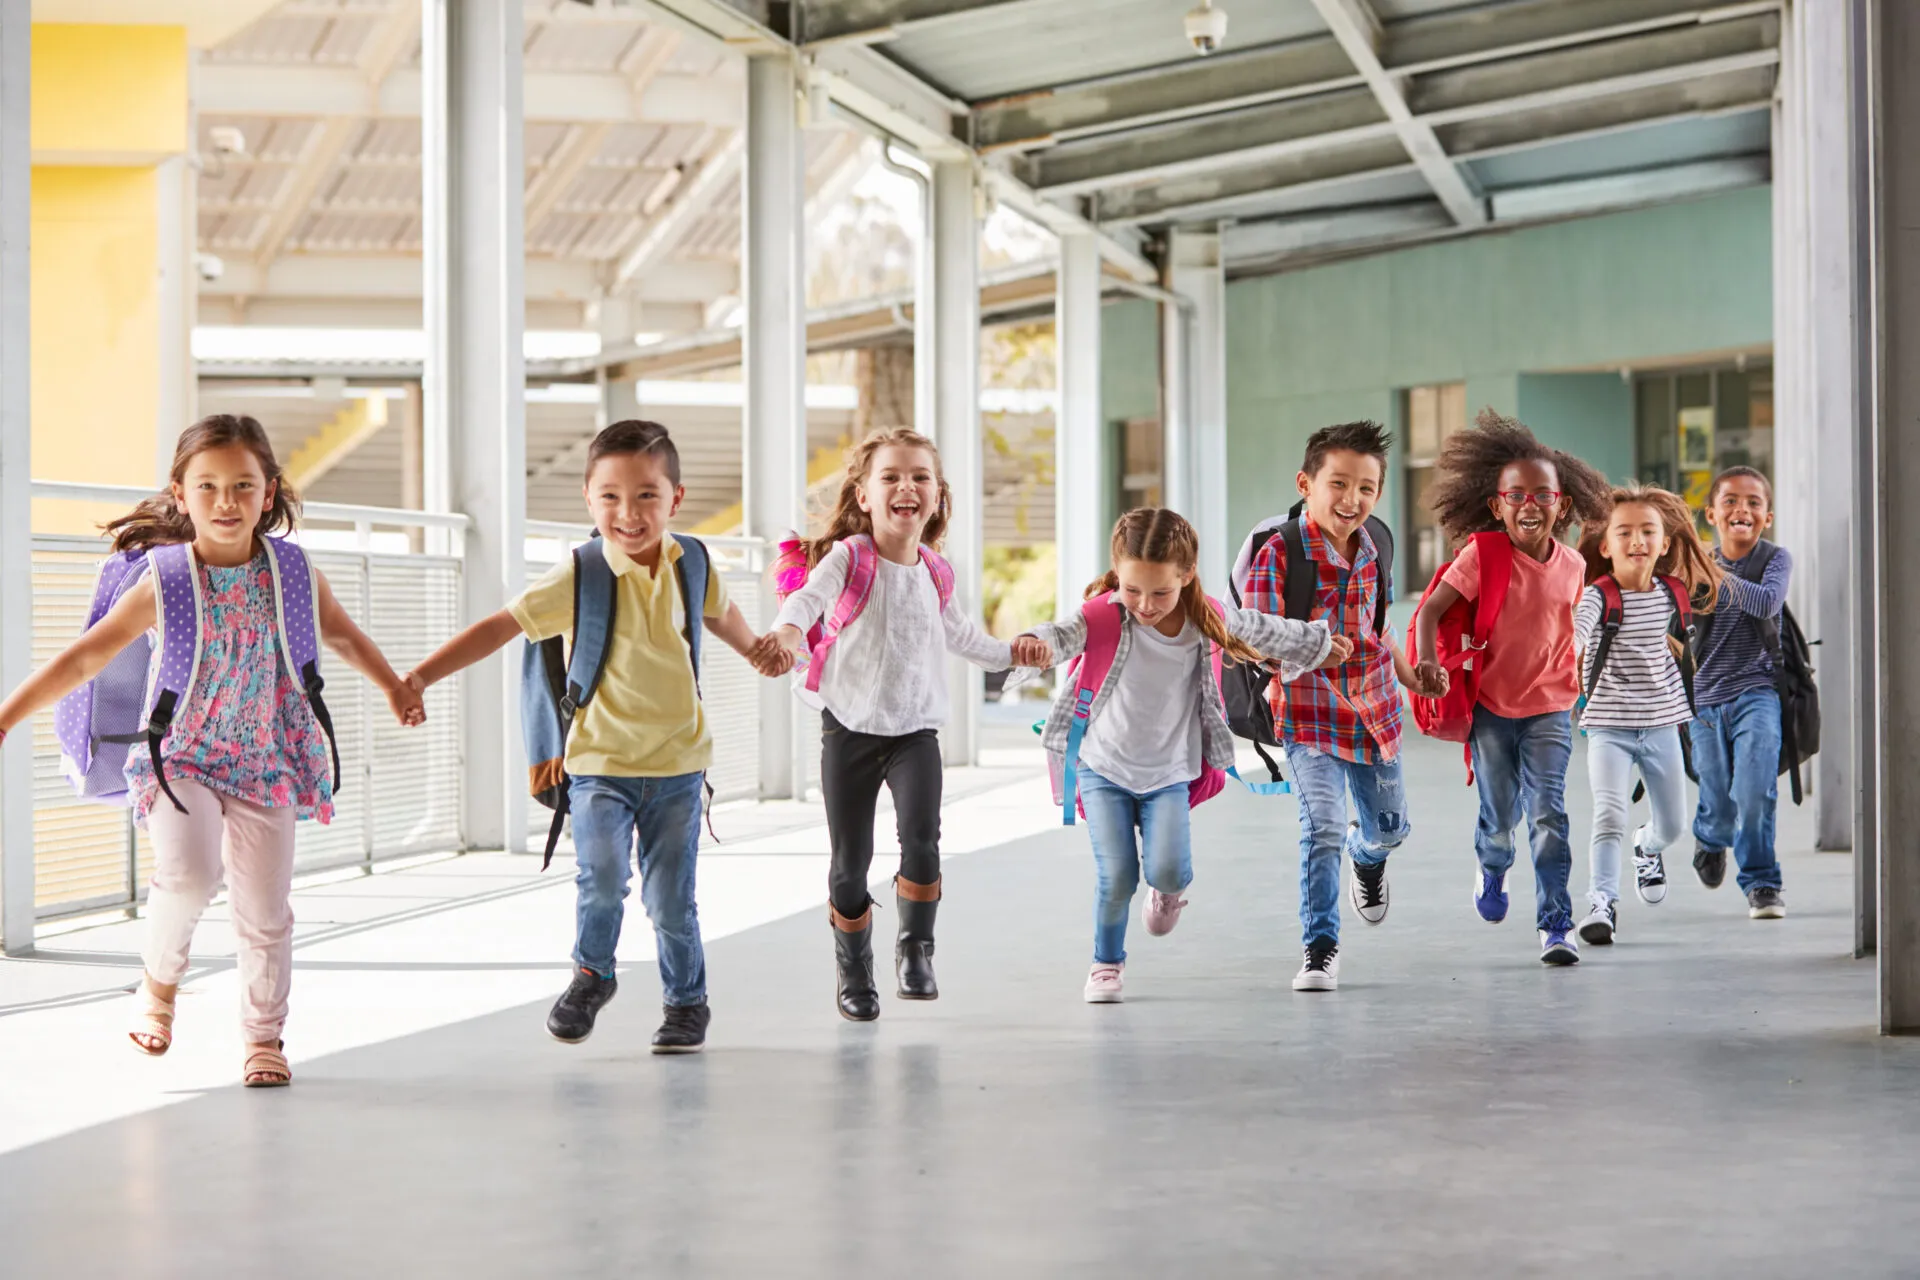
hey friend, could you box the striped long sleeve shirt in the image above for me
[1694,542,1793,709]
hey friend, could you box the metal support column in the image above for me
[743,54,805,799]
[0,0,32,954]
[1772,7,1813,617]
[1166,228,1229,591]
[422,0,528,851]
[1805,2,1860,854]
[155,151,196,481]
[1848,0,1879,958]
[1055,232,1105,622]
[1869,0,1920,1031]
[931,159,980,767]
[1159,278,1190,520]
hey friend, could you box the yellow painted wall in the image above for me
[30,167,163,535]
[30,24,188,163]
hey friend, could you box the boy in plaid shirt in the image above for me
[1244,422,1441,992]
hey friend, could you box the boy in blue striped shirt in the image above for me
[1691,467,1790,919]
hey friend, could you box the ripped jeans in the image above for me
[1282,744,1409,947]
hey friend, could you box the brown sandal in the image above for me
[128,980,175,1056]
[243,1040,291,1088]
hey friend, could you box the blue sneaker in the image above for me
[1539,928,1580,966]
[1473,868,1509,923]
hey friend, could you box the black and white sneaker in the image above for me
[547,968,617,1043]
[1577,898,1617,946]
[1633,837,1668,904]
[1292,940,1339,992]
[650,1001,711,1054]
[1747,886,1786,920]
[1350,860,1389,925]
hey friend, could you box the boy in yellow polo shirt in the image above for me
[405,421,765,1053]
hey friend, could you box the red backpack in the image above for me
[1408,532,1515,779]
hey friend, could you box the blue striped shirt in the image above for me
[1693,542,1793,708]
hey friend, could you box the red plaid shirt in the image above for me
[1244,517,1402,764]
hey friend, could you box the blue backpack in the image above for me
[53,537,340,814]
[521,533,710,867]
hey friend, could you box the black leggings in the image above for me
[821,710,943,917]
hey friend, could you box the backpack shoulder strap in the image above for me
[1280,520,1316,622]
[1364,517,1394,635]
[566,538,619,713]
[143,543,203,815]
[1659,574,1698,714]
[1204,594,1228,690]
[672,533,710,682]
[263,538,341,795]
[1583,575,1625,703]
[920,546,956,611]
[804,535,879,693]
[1469,532,1514,647]
[1059,595,1123,826]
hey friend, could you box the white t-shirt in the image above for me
[771,540,1011,737]
[1078,620,1204,795]
[1575,582,1693,730]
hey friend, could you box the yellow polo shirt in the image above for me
[509,537,729,778]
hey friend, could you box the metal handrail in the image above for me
[29,480,474,533]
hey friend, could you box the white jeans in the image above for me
[1585,726,1688,906]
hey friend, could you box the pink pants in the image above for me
[141,779,297,1044]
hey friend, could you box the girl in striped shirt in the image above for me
[1573,486,1722,947]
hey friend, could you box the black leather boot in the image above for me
[831,904,880,1022]
[895,875,940,1000]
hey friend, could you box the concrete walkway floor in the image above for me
[0,731,1915,1279]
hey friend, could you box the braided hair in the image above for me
[1084,508,1264,665]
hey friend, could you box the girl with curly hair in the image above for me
[1571,485,1722,948]
[1412,410,1612,966]
[760,428,1046,1022]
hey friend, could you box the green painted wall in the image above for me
[1102,297,1160,425]
[1218,186,1773,580]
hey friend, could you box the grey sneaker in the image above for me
[1747,886,1786,919]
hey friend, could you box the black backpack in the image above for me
[1693,540,1820,804]
[1222,502,1394,788]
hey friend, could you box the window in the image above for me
[1633,362,1774,531]
[1404,382,1466,589]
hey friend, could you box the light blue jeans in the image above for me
[1282,744,1407,947]
[1585,726,1688,906]
[568,771,707,1006]
[1079,766,1193,966]
[1468,707,1574,931]
[1692,688,1784,892]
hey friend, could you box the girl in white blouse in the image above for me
[755,429,1046,1022]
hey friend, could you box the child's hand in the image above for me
[1315,634,1355,670]
[1413,659,1449,698]
[1009,634,1053,667]
[389,672,427,727]
[748,632,796,677]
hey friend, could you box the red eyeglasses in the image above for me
[1498,490,1563,508]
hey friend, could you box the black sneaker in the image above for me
[1747,886,1786,920]
[1291,940,1339,992]
[547,968,617,1043]
[651,1001,711,1054]
[1633,838,1668,904]
[1694,846,1728,889]
[1350,860,1389,925]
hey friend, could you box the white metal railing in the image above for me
[24,483,470,920]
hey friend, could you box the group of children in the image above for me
[0,406,1797,1082]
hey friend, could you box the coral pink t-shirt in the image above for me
[1440,536,1585,719]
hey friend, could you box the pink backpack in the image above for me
[1049,592,1235,825]
[771,532,956,692]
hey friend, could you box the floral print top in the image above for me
[125,550,335,825]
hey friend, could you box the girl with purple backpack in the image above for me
[0,416,423,1087]
[751,428,1046,1022]
[1016,509,1347,1003]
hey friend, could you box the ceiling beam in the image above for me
[1307,0,1486,225]
[610,132,744,291]
[1223,202,1455,265]
[197,64,742,126]
[1485,153,1769,221]
[1026,14,1779,198]
[524,123,614,238]
[250,117,360,269]
[969,0,1736,152]
[203,255,744,304]
[799,0,1034,44]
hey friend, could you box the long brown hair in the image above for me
[103,414,301,554]
[1084,508,1263,664]
[1578,484,1722,612]
[801,427,949,566]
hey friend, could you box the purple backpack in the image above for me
[53,537,339,814]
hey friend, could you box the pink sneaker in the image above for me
[1083,963,1125,1003]
[1145,888,1189,936]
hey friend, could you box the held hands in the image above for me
[389,671,427,727]
[1407,659,1450,700]
[1009,634,1053,668]
[1313,633,1355,670]
[747,626,803,678]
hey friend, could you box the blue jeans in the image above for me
[1468,707,1574,931]
[1282,744,1408,947]
[1692,688,1783,892]
[1078,766,1193,965]
[1585,726,1688,905]
[568,771,707,1006]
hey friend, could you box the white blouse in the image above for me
[772,540,1013,737]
